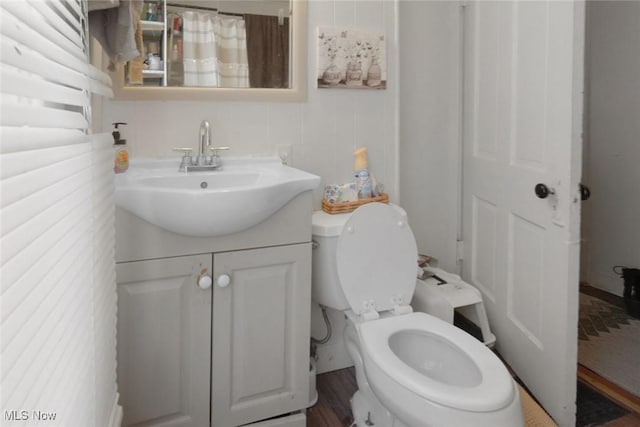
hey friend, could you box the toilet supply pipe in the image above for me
[311,305,332,345]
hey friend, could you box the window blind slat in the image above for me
[0,169,86,238]
[90,66,115,97]
[89,63,114,88]
[0,99,89,130]
[47,0,83,31]
[0,127,86,154]
[2,246,91,396]
[0,7,90,79]
[0,180,91,291]
[1,224,88,347]
[26,0,84,50]
[4,2,85,61]
[0,211,90,334]
[91,134,117,427]
[2,179,92,265]
[1,205,91,372]
[1,1,116,424]
[1,65,89,108]
[6,275,91,410]
[0,145,90,209]
[1,141,91,180]
[0,37,94,95]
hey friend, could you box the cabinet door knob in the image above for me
[217,274,231,288]
[198,274,212,290]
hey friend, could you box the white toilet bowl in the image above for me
[356,312,523,426]
[311,203,524,427]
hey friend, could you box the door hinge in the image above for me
[456,240,464,262]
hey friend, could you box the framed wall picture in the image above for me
[317,27,386,90]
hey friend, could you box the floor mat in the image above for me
[576,381,628,427]
[579,293,640,397]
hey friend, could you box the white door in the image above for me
[461,2,584,426]
[211,244,311,427]
[116,255,212,427]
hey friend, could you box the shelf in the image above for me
[140,20,164,33]
[142,70,165,78]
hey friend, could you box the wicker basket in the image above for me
[321,193,389,214]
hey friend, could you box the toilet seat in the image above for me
[336,203,417,316]
[359,312,515,412]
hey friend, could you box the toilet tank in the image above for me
[311,204,409,311]
[311,210,352,310]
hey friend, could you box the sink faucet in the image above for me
[173,120,229,172]
[198,120,211,166]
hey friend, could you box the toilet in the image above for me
[311,203,524,427]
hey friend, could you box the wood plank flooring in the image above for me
[306,367,640,427]
[306,368,356,427]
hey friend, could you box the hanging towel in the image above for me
[126,6,145,85]
[89,0,142,71]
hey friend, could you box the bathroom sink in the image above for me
[114,158,320,237]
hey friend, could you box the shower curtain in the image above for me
[181,11,249,87]
[244,14,289,88]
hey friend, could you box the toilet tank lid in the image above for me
[312,204,407,237]
[312,210,352,237]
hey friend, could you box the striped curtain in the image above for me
[1,1,119,426]
[182,11,219,87]
[182,11,249,88]
[213,15,249,88]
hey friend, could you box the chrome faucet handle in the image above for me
[173,147,194,171]
[208,146,229,167]
[173,147,194,154]
[208,146,230,156]
[173,147,194,160]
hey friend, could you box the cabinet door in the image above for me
[117,255,211,427]
[212,244,311,427]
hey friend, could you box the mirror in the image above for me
[111,0,306,101]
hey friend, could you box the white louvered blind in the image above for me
[1,1,118,426]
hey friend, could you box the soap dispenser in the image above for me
[112,122,129,174]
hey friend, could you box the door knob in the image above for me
[197,273,212,290]
[534,183,555,199]
[217,274,231,288]
[580,184,591,201]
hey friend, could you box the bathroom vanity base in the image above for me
[115,191,314,427]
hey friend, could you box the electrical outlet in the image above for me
[276,144,292,165]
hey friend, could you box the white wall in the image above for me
[398,1,461,272]
[103,0,398,376]
[102,0,399,208]
[582,1,640,296]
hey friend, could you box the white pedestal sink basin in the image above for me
[115,158,320,237]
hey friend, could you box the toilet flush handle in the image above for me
[217,274,231,288]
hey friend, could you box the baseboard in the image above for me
[586,271,624,298]
[578,365,640,415]
[107,393,123,427]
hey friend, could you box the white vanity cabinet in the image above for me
[211,244,311,426]
[116,254,212,427]
[115,191,313,427]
